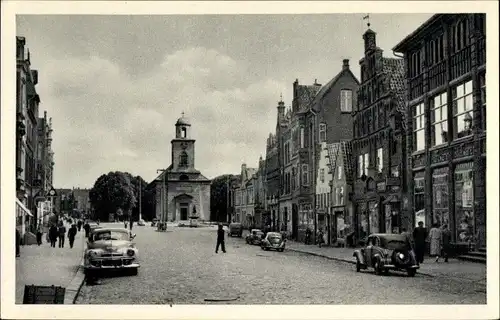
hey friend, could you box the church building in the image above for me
[152,114,211,223]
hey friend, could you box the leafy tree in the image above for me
[210,174,238,222]
[89,171,137,221]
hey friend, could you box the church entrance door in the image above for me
[180,203,189,220]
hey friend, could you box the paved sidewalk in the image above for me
[15,223,86,304]
[286,241,486,284]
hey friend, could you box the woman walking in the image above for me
[441,224,452,262]
[58,221,67,248]
[429,223,443,262]
[49,223,58,248]
[36,222,43,246]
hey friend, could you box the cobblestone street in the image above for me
[76,224,486,304]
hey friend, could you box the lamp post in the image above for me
[156,169,168,231]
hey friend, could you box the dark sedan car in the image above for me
[353,233,419,277]
[261,232,286,252]
[246,229,265,245]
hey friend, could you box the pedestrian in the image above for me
[215,224,226,253]
[413,221,427,264]
[124,220,128,229]
[429,223,443,262]
[130,219,134,231]
[36,222,43,246]
[305,227,312,245]
[58,221,67,248]
[83,221,91,238]
[441,224,451,262]
[68,224,77,249]
[15,228,21,257]
[317,229,324,248]
[49,223,58,248]
[77,219,83,232]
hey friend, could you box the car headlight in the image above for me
[127,249,135,257]
[88,250,100,257]
[398,253,405,259]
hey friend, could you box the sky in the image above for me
[16,13,433,188]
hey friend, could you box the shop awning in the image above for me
[16,198,33,216]
[383,194,401,204]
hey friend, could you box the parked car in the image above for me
[246,229,265,245]
[84,227,140,277]
[151,218,159,227]
[189,218,198,228]
[353,233,419,277]
[137,219,146,226]
[228,222,243,237]
[261,232,286,252]
[88,222,102,235]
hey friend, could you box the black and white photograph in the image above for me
[1,1,498,319]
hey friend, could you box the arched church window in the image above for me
[179,151,188,167]
[181,127,187,138]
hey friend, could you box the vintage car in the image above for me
[353,233,419,277]
[261,232,286,252]
[246,229,265,245]
[84,227,140,276]
[228,222,243,237]
[137,219,146,226]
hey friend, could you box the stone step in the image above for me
[457,254,487,264]
[466,251,487,258]
[478,247,486,253]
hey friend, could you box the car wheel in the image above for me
[261,246,264,250]
[355,260,361,272]
[374,261,383,275]
[278,248,284,252]
[407,269,416,277]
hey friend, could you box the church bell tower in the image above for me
[171,112,196,172]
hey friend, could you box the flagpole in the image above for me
[139,180,142,221]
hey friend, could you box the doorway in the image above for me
[180,203,189,220]
[292,204,298,239]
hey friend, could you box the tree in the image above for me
[89,171,137,221]
[210,174,238,222]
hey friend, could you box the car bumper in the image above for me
[84,258,140,270]
[382,264,419,270]
[263,244,285,250]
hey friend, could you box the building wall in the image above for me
[315,142,332,237]
[165,181,211,221]
[395,14,487,248]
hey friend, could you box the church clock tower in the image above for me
[171,113,196,172]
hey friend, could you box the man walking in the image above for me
[215,224,226,253]
[49,223,58,248]
[16,228,21,257]
[68,224,78,248]
[58,221,67,248]
[83,221,91,238]
[36,222,43,246]
[413,221,428,264]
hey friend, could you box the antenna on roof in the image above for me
[363,14,371,28]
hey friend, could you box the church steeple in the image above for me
[363,14,377,53]
[175,112,191,139]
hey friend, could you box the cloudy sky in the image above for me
[16,13,432,188]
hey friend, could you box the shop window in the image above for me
[413,102,425,151]
[430,92,448,146]
[432,167,449,226]
[452,80,473,139]
[454,162,474,243]
[414,173,426,227]
[376,147,383,173]
[480,73,486,131]
[368,201,379,234]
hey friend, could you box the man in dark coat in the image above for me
[49,224,58,248]
[441,224,452,262]
[58,222,67,248]
[83,221,91,238]
[413,221,428,264]
[16,228,21,257]
[68,224,78,248]
[77,219,83,232]
[215,224,226,253]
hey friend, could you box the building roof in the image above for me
[392,14,440,52]
[152,167,210,183]
[382,57,407,130]
[176,116,191,126]
[326,140,353,181]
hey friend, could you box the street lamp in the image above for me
[156,168,168,231]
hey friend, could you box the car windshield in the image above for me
[268,235,282,242]
[93,231,129,241]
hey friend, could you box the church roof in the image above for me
[152,166,210,183]
[176,116,191,126]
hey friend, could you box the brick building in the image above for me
[351,26,408,241]
[393,14,487,249]
[304,59,359,240]
[233,163,257,227]
[265,126,280,230]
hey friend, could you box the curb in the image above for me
[64,235,87,304]
[287,248,438,278]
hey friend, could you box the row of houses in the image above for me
[230,14,487,253]
[16,36,56,239]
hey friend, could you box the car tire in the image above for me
[355,260,361,272]
[374,261,383,275]
[407,269,416,277]
[278,248,284,252]
[261,246,264,250]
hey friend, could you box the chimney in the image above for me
[342,59,350,70]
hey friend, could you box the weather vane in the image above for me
[181,111,185,117]
[280,92,283,101]
[363,14,371,28]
